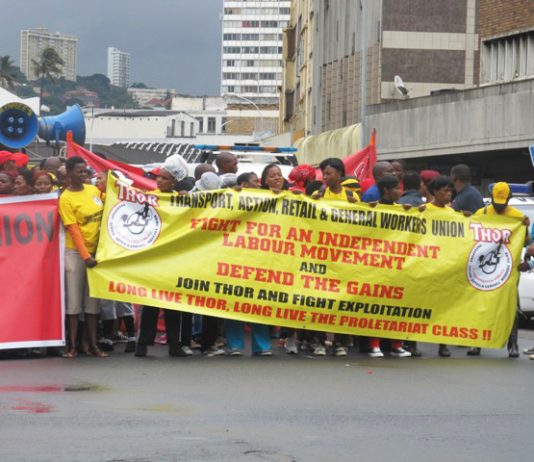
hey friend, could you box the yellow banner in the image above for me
[89,175,525,348]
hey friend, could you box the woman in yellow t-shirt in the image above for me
[59,156,105,358]
[315,157,359,203]
[424,175,457,358]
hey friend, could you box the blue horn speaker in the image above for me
[38,104,86,146]
[0,101,39,149]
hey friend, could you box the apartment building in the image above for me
[20,27,78,81]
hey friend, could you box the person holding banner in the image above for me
[13,170,34,195]
[0,172,14,195]
[33,171,55,194]
[135,156,194,358]
[467,182,530,358]
[423,175,461,357]
[313,158,361,356]
[368,175,412,358]
[222,172,273,356]
[59,156,106,358]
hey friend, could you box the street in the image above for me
[2,332,534,462]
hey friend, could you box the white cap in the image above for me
[219,173,237,188]
[163,154,188,182]
[195,172,221,191]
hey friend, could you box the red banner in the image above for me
[0,194,64,349]
[66,138,157,190]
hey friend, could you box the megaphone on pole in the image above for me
[38,104,86,146]
[0,88,40,149]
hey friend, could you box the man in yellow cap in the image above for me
[467,182,530,358]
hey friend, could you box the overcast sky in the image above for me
[2,0,223,95]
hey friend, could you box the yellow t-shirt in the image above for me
[426,203,456,213]
[323,186,360,202]
[475,204,525,219]
[59,185,104,253]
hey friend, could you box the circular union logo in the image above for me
[108,201,161,250]
[466,241,512,291]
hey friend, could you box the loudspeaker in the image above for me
[38,104,86,146]
[0,89,40,149]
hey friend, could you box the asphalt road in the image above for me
[2,332,534,462]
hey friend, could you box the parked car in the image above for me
[508,196,534,319]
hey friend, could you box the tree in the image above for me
[130,82,148,88]
[0,55,18,89]
[32,47,64,99]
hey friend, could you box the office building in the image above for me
[107,47,131,88]
[281,0,480,136]
[20,27,77,81]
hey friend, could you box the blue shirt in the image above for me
[361,184,380,203]
[452,185,484,213]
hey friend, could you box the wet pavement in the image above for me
[2,332,534,461]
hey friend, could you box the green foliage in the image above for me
[14,84,37,98]
[0,55,18,89]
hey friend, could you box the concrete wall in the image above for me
[89,113,198,141]
[366,78,534,159]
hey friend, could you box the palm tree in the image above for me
[32,47,64,99]
[0,55,17,89]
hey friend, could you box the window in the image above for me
[481,31,534,83]
[196,117,203,133]
[207,117,216,133]
[241,72,258,80]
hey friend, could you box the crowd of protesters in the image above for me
[1,148,533,361]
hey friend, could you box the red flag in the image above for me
[315,129,377,181]
[343,129,377,180]
[66,137,157,190]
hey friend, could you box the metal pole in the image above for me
[359,0,367,149]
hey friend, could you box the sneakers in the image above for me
[228,348,242,356]
[124,337,136,353]
[181,345,193,356]
[256,350,272,356]
[368,347,384,358]
[313,345,326,356]
[467,347,481,356]
[285,337,298,354]
[529,354,534,360]
[204,346,225,357]
[390,347,411,358]
[335,346,348,357]
[523,346,534,355]
[438,345,451,357]
[111,333,129,343]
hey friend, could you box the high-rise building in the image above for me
[20,27,77,81]
[220,0,291,103]
[107,47,131,88]
[221,1,290,138]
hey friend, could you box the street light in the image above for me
[82,103,95,152]
[224,93,264,138]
